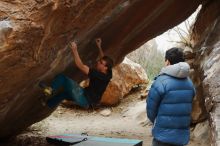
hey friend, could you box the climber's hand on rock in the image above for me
[69,41,77,52]
[95,38,102,48]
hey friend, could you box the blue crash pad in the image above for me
[46,133,143,146]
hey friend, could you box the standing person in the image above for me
[39,38,113,109]
[146,47,195,146]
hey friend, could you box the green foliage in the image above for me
[127,40,164,80]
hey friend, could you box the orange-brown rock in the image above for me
[0,0,203,139]
[100,58,148,105]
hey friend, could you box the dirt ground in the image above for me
[0,88,210,146]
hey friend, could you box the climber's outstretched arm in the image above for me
[70,42,89,75]
[95,38,104,58]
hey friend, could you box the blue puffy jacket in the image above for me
[147,62,195,145]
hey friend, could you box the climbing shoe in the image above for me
[39,81,53,96]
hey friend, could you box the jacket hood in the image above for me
[160,62,190,78]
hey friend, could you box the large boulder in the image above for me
[0,0,202,139]
[190,0,220,144]
[100,58,148,105]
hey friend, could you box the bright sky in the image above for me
[155,5,201,52]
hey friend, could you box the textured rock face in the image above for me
[191,0,220,144]
[100,58,148,105]
[191,120,210,146]
[0,0,202,139]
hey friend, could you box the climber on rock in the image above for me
[39,38,113,109]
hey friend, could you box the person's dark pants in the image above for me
[152,138,184,146]
[47,74,89,108]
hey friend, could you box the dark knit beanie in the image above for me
[165,47,185,65]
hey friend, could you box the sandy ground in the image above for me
[1,88,210,146]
